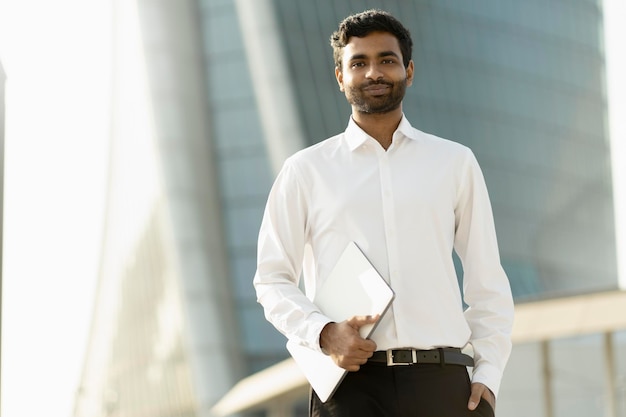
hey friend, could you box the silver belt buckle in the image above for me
[386,349,417,366]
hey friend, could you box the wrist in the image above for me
[319,321,336,354]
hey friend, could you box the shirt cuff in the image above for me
[471,362,503,398]
[307,312,334,353]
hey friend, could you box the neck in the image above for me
[352,107,403,150]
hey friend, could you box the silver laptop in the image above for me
[286,241,395,402]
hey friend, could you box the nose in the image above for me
[365,63,383,80]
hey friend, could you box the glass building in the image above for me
[1,60,5,375]
[74,1,625,417]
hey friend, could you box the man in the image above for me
[254,9,514,417]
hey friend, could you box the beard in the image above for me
[344,77,408,114]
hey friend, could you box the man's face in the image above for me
[335,31,414,115]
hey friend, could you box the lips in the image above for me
[363,83,392,95]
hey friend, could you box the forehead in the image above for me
[342,31,402,60]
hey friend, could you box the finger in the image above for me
[361,338,377,352]
[347,314,380,329]
[351,343,377,358]
[468,383,485,411]
[345,364,361,372]
[335,354,367,372]
[482,387,496,409]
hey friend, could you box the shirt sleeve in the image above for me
[253,158,332,351]
[453,149,514,397]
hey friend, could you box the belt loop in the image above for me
[438,348,445,368]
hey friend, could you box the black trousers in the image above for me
[310,362,495,417]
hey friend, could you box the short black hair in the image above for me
[330,9,413,69]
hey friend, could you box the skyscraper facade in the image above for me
[75,1,624,417]
[0,60,6,414]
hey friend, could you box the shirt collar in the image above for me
[344,114,419,151]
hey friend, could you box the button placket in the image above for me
[378,151,399,282]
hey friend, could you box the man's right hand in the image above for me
[319,315,379,371]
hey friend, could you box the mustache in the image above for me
[362,80,394,87]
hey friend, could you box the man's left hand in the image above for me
[468,382,495,411]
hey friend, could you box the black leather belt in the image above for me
[369,348,474,367]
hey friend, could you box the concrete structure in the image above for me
[0,59,6,416]
[75,1,625,417]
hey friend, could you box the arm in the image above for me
[254,159,331,351]
[453,150,514,400]
[255,160,379,366]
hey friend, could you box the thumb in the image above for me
[346,314,380,330]
[468,383,484,411]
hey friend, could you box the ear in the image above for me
[335,67,345,92]
[405,60,415,87]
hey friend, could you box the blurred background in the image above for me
[0,0,625,416]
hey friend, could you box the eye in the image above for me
[382,59,395,64]
[351,62,365,68]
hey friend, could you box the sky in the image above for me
[0,1,111,416]
[0,1,624,417]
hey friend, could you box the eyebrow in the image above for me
[348,50,401,61]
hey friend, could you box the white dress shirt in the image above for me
[254,115,514,396]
